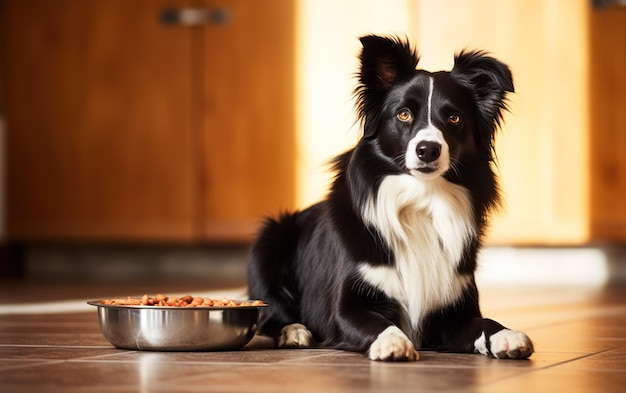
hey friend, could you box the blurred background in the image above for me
[0,0,625,289]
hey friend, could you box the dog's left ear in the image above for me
[451,51,514,130]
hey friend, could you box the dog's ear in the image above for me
[356,35,418,137]
[358,35,419,90]
[451,51,514,132]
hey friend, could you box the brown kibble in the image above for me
[124,298,142,306]
[99,294,265,308]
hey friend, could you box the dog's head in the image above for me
[355,35,513,180]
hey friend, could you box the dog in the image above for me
[248,35,533,361]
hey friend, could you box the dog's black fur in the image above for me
[248,35,533,361]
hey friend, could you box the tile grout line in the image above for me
[474,347,625,390]
[0,344,114,349]
[536,347,626,371]
[0,359,67,372]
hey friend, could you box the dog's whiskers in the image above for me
[392,153,406,167]
[448,158,462,178]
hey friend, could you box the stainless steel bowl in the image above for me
[88,301,266,351]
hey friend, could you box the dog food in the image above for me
[99,294,264,307]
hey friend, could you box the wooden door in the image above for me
[3,0,199,241]
[200,0,296,241]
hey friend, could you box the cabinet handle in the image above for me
[593,0,626,8]
[160,8,230,26]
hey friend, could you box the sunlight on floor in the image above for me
[477,247,613,286]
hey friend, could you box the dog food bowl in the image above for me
[88,300,267,351]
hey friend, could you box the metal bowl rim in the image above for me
[87,300,268,310]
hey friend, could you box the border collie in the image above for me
[248,35,533,361]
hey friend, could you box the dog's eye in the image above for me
[397,110,412,122]
[447,113,462,125]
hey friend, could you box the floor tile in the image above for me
[0,359,228,392]
[91,347,339,365]
[0,359,61,372]
[167,363,523,393]
[0,345,128,360]
[285,349,590,370]
[0,332,110,346]
[524,323,626,353]
[559,346,626,371]
[479,368,626,393]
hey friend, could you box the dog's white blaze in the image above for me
[405,77,450,178]
[360,175,475,332]
[427,77,434,124]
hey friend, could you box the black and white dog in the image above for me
[248,35,533,361]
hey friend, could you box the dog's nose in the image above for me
[416,141,441,163]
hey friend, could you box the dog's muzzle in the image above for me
[405,129,449,178]
[416,141,441,172]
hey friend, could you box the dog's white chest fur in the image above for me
[360,174,475,332]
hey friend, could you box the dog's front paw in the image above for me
[489,329,534,359]
[278,323,314,348]
[368,326,419,361]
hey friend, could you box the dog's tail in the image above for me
[247,211,304,337]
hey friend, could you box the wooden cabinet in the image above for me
[199,0,295,240]
[1,0,295,242]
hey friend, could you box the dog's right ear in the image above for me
[356,36,418,136]
[358,35,419,91]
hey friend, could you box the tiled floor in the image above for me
[1,282,625,392]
